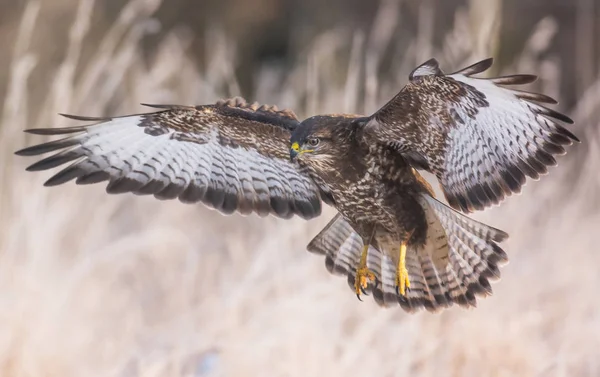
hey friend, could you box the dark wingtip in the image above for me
[555,125,580,143]
[537,105,575,125]
[14,148,32,156]
[409,58,442,81]
[59,113,110,122]
[140,103,177,109]
[25,161,50,172]
[513,90,558,105]
[453,57,494,76]
[23,126,87,135]
[24,152,79,172]
[478,57,494,70]
[495,229,509,242]
[490,74,538,86]
[42,165,84,187]
[557,112,575,125]
[43,180,59,187]
[140,103,194,111]
[421,58,440,69]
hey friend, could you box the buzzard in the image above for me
[16,58,577,312]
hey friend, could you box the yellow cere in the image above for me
[291,142,300,152]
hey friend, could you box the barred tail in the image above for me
[402,194,509,312]
[307,198,509,313]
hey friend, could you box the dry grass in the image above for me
[1,0,599,376]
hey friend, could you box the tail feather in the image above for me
[308,214,362,277]
[401,251,430,310]
[308,215,396,306]
[368,249,399,307]
[415,195,508,310]
[307,198,509,313]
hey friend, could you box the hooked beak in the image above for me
[290,142,300,161]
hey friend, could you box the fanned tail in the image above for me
[397,195,509,312]
[307,199,509,313]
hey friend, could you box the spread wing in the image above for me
[364,58,578,213]
[15,97,324,219]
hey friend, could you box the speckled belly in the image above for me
[334,184,428,253]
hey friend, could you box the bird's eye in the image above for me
[307,138,320,147]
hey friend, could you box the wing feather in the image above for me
[449,57,494,76]
[364,58,578,213]
[16,98,323,219]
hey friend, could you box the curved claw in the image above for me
[356,293,363,302]
[354,268,375,301]
[354,244,376,302]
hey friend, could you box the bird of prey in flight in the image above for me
[16,58,577,312]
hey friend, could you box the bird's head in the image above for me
[289,115,360,164]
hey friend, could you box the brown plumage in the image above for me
[15,58,578,312]
[290,115,509,311]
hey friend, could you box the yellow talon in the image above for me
[396,240,411,296]
[355,245,376,300]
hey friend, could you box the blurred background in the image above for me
[1,0,599,376]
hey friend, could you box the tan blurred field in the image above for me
[1,0,599,376]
